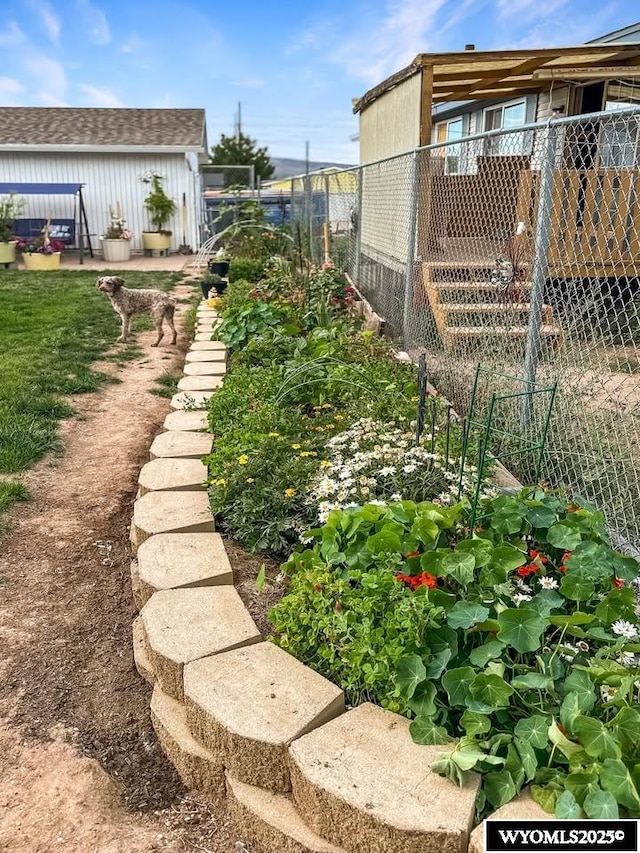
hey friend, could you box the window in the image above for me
[483,100,526,155]
[600,81,640,168]
[435,117,464,173]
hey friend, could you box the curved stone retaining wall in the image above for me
[129,299,545,853]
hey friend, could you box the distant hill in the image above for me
[269,157,355,180]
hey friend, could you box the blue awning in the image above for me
[0,183,83,195]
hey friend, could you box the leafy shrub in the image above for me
[214,301,291,351]
[228,256,266,284]
[269,490,640,820]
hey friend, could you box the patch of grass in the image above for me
[0,481,29,513]
[150,370,181,398]
[0,269,179,476]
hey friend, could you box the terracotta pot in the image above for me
[22,252,61,271]
[0,241,16,264]
[142,232,172,251]
[101,238,131,262]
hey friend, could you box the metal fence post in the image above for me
[521,124,558,427]
[354,166,363,286]
[402,151,420,350]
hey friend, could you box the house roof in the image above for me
[0,107,207,151]
[353,43,640,113]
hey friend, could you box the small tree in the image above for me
[210,131,275,186]
[143,174,176,233]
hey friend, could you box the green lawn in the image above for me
[0,269,182,517]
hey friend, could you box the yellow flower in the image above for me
[320,460,331,468]
[315,426,324,432]
[213,478,226,487]
[268,432,280,438]
[411,396,419,402]
[246,477,255,483]
[321,403,332,409]
[284,487,296,497]
[300,451,318,458]
[334,414,344,421]
[237,454,249,465]
[325,423,335,429]
[291,443,302,449]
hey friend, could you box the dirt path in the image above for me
[0,282,239,853]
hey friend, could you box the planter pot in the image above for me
[208,260,230,277]
[0,242,16,264]
[22,252,61,271]
[142,232,172,251]
[101,238,131,263]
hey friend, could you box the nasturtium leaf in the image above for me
[484,770,518,809]
[456,538,494,568]
[426,587,456,610]
[549,720,583,760]
[555,789,582,819]
[469,639,506,667]
[366,528,402,554]
[411,516,440,546]
[526,506,558,528]
[572,717,621,762]
[447,601,490,630]
[611,553,640,583]
[514,737,538,782]
[583,789,619,820]
[515,715,549,749]
[612,707,640,745]
[490,544,527,573]
[491,509,523,536]
[407,679,437,718]
[560,573,595,601]
[441,667,474,706]
[497,608,546,653]
[562,671,596,712]
[600,759,640,811]
[547,523,582,551]
[595,587,637,625]
[395,654,427,699]
[504,744,526,790]
[529,589,564,617]
[469,673,514,708]
[548,612,595,627]
[425,647,452,680]
[564,772,600,806]
[409,716,453,745]
[560,693,582,736]
[531,784,559,814]
[511,672,554,691]
[460,709,491,737]
[441,551,475,586]
[451,744,491,772]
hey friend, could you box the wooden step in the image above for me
[443,324,563,353]
[431,282,533,304]
[446,324,561,337]
[440,303,554,326]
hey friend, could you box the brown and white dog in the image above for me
[96,276,177,347]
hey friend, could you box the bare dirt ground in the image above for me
[0,281,240,853]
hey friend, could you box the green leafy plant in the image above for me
[143,173,176,234]
[228,256,267,284]
[0,192,26,242]
[214,301,290,351]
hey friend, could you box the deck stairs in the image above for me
[421,262,563,354]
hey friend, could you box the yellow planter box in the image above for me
[22,252,61,271]
[0,242,16,264]
[141,232,171,251]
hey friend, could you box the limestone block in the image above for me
[163,410,209,432]
[141,587,260,701]
[177,375,224,392]
[132,615,155,685]
[468,790,552,853]
[185,350,226,363]
[149,431,213,460]
[136,532,233,606]
[130,558,144,610]
[170,391,214,410]
[184,642,344,792]
[150,685,226,803]
[227,776,346,853]
[288,703,479,853]
[194,332,218,341]
[189,340,226,352]
[138,458,207,496]
[132,491,214,547]
[183,362,226,377]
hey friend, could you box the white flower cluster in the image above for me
[307,418,480,523]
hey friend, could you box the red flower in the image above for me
[613,578,625,588]
[395,572,437,590]
[529,549,548,565]
[313,584,322,592]
[418,572,437,589]
[516,565,538,577]
[334,601,342,612]
[344,286,355,294]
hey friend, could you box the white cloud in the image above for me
[0,77,25,104]
[25,55,68,103]
[496,0,569,20]
[78,83,123,107]
[0,21,26,46]
[41,2,62,43]
[76,0,111,45]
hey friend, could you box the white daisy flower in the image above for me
[617,651,637,668]
[512,592,533,605]
[538,577,559,590]
[368,499,387,506]
[612,620,639,639]
[390,493,402,501]
[379,466,396,476]
[600,685,618,702]
[403,464,418,474]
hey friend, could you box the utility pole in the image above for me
[305,140,309,175]
[236,102,242,143]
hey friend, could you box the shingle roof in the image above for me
[0,107,206,149]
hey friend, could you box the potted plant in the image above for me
[200,271,226,300]
[0,191,26,265]
[16,219,64,271]
[141,173,176,251]
[208,246,230,277]
[101,203,134,262]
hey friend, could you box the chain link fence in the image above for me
[291,108,640,548]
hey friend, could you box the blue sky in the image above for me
[0,0,636,164]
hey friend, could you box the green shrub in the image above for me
[228,256,267,284]
[214,301,291,351]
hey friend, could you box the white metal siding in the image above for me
[359,73,422,163]
[0,151,201,252]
